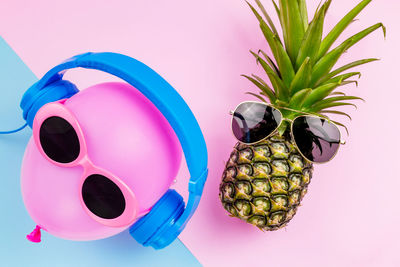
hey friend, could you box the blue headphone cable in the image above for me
[0,123,28,134]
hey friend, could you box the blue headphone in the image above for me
[19,52,209,249]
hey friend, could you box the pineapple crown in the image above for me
[245,0,385,134]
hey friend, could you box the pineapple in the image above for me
[219,0,385,230]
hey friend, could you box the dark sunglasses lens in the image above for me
[82,174,126,219]
[232,102,282,143]
[292,116,340,163]
[40,116,80,163]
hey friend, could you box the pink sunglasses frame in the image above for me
[32,99,138,228]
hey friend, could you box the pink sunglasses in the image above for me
[32,99,138,227]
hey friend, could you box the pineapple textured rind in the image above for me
[219,134,313,230]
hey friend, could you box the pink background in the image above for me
[0,0,398,266]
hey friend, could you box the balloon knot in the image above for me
[27,225,42,243]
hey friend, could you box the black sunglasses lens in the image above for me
[82,174,126,219]
[39,116,80,163]
[232,102,282,144]
[292,116,340,163]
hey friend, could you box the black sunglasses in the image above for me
[231,101,343,163]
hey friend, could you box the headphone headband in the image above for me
[21,52,208,242]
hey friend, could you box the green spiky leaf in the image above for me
[255,0,281,41]
[313,95,365,106]
[338,80,358,88]
[303,82,341,107]
[279,0,305,64]
[246,92,268,102]
[310,38,353,86]
[270,35,295,87]
[275,100,289,107]
[248,3,295,87]
[321,72,361,86]
[271,0,281,24]
[320,110,352,120]
[316,58,378,86]
[289,57,312,95]
[252,74,273,87]
[304,111,330,119]
[289,88,312,108]
[252,74,279,99]
[259,50,281,78]
[317,0,373,59]
[295,0,328,69]
[297,0,309,31]
[251,51,288,100]
[323,0,332,14]
[308,102,358,113]
[242,74,277,102]
[342,22,386,50]
[330,91,346,96]
[312,23,384,86]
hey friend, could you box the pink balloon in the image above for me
[21,82,182,241]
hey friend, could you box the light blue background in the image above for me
[0,37,201,267]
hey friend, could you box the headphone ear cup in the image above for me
[129,189,185,249]
[21,80,79,127]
